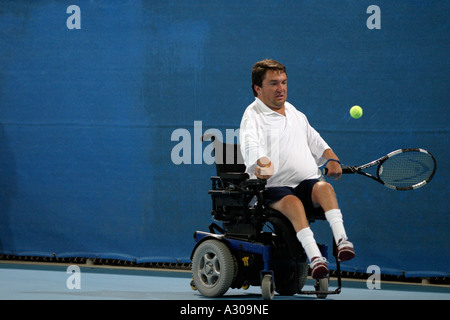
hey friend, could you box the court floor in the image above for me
[1,262,448,300]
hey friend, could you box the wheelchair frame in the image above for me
[190,135,342,300]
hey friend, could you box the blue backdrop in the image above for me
[0,0,448,277]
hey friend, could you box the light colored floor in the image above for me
[1,262,448,300]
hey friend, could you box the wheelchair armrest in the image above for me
[240,178,266,189]
[219,172,249,181]
[209,175,266,197]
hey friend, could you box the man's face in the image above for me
[254,70,287,110]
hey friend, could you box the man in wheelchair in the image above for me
[240,59,355,280]
[191,59,355,299]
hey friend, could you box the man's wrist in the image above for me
[324,159,341,166]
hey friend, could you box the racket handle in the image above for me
[323,167,354,175]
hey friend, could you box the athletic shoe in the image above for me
[337,238,355,261]
[310,256,328,279]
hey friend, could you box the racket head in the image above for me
[376,148,436,190]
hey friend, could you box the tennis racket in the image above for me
[323,148,436,190]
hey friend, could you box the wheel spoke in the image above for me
[198,252,221,286]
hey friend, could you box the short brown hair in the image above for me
[251,59,287,97]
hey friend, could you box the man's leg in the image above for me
[270,195,308,232]
[270,195,328,279]
[311,181,355,261]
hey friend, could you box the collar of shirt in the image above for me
[254,97,290,117]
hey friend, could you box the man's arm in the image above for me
[240,109,268,177]
[322,148,342,180]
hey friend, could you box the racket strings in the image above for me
[378,152,435,188]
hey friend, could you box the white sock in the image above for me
[296,227,322,262]
[325,209,347,244]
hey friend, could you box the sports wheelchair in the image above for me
[190,135,342,300]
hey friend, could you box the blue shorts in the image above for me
[263,179,324,218]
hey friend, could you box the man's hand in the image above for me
[255,157,274,179]
[325,159,342,180]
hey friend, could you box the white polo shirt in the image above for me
[239,98,330,188]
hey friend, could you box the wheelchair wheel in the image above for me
[191,239,235,298]
[261,274,274,300]
[275,261,309,296]
[314,277,329,299]
[297,261,309,290]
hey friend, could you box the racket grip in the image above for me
[323,167,353,175]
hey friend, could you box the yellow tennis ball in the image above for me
[350,105,363,119]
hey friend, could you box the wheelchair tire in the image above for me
[191,239,236,298]
[275,261,309,296]
[297,261,309,291]
[315,277,329,299]
[261,274,274,300]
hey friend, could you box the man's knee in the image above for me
[271,195,307,220]
[313,181,336,196]
[273,194,303,210]
[311,181,339,210]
